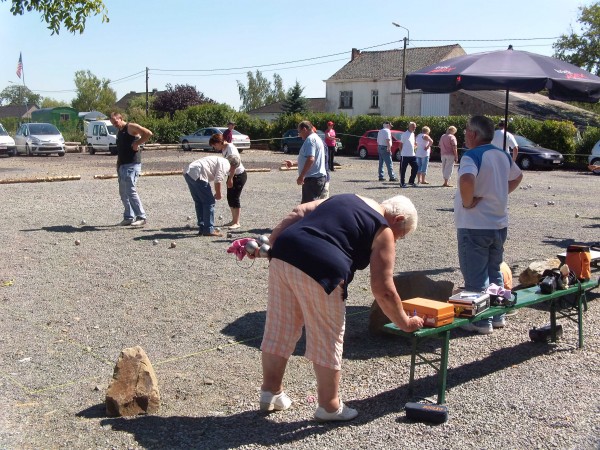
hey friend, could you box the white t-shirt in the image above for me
[185,156,230,183]
[415,133,431,158]
[221,143,245,175]
[454,144,522,229]
[400,130,415,157]
[491,129,518,153]
[376,128,391,146]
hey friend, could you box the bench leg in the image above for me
[550,300,558,342]
[437,331,450,405]
[577,292,585,349]
[408,337,417,397]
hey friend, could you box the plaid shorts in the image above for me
[261,259,346,370]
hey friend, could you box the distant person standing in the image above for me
[399,122,417,188]
[376,121,398,182]
[325,121,337,171]
[209,133,247,230]
[491,120,519,161]
[439,126,459,187]
[415,126,434,185]
[283,121,327,203]
[222,121,235,144]
[110,112,153,227]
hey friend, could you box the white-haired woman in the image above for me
[415,126,434,184]
[259,193,423,423]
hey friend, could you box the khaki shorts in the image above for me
[261,259,346,370]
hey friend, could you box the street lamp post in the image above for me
[392,22,410,116]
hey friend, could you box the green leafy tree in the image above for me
[237,70,285,112]
[71,70,116,113]
[153,84,215,119]
[553,2,600,76]
[41,97,69,108]
[5,0,108,34]
[126,94,155,122]
[0,84,41,106]
[281,81,308,115]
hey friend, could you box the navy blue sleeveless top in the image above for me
[270,194,388,299]
[116,123,141,167]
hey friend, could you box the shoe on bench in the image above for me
[260,390,292,411]
[314,402,358,422]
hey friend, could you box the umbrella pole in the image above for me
[503,90,509,151]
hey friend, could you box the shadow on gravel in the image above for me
[132,227,200,242]
[97,386,421,449]
[21,225,106,233]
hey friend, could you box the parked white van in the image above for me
[589,139,600,174]
[87,120,118,154]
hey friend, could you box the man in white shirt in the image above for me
[399,122,417,187]
[376,121,398,181]
[491,120,519,161]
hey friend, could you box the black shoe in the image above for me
[390,178,399,182]
[378,178,385,181]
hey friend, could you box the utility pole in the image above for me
[145,67,149,117]
[392,23,410,116]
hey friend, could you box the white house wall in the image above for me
[327,80,402,117]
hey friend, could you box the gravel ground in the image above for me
[0,149,598,450]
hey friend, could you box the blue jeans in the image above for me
[416,156,429,174]
[118,163,146,220]
[184,173,215,234]
[457,227,507,325]
[378,145,396,180]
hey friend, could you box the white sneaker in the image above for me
[314,402,358,422]
[460,322,493,335]
[131,218,147,227]
[492,316,506,329]
[259,390,292,411]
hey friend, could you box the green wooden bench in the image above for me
[383,277,599,404]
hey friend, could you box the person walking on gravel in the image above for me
[259,194,423,422]
[110,112,153,227]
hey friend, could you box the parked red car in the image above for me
[357,129,404,161]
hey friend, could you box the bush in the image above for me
[578,126,600,163]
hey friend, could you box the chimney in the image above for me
[152,88,158,93]
[351,48,360,61]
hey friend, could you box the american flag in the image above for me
[16,53,23,79]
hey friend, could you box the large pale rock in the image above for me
[369,272,454,334]
[517,258,560,287]
[106,346,160,417]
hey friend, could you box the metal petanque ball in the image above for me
[75,239,81,246]
[80,219,86,225]
[575,213,580,218]
[153,239,159,245]
[257,235,270,245]
[170,242,177,249]
[258,243,271,258]
[218,215,223,221]
[534,203,538,207]
[245,239,259,256]
[186,216,192,221]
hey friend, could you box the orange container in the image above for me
[402,297,455,328]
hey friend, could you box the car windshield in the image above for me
[29,124,60,135]
[107,125,117,135]
[0,124,8,136]
[515,135,538,147]
[391,132,403,140]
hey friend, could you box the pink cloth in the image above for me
[227,238,255,260]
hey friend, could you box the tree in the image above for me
[553,2,600,76]
[153,84,215,119]
[0,84,41,106]
[281,81,308,115]
[71,70,116,113]
[5,0,108,34]
[237,71,285,112]
[41,97,69,108]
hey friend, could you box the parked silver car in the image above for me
[180,127,251,152]
[14,123,65,156]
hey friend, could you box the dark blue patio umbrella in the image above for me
[405,46,600,148]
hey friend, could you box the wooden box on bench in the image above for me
[402,297,455,328]
[448,291,490,317]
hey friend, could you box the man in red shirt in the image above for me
[222,121,235,144]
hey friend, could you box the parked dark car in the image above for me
[513,135,564,170]
[357,129,404,160]
[280,129,342,154]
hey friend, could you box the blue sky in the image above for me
[0,0,592,110]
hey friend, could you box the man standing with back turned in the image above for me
[110,112,153,227]
[455,115,523,334]
[376,121,398,181]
